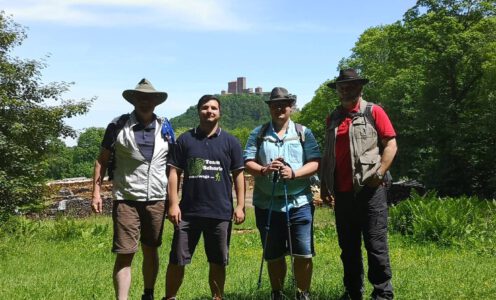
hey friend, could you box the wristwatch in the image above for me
[375,171,384,181]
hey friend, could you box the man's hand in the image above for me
[233,206,245,225]
[91,195,103,213]
[262,157,285,176]
[366,172,384,188]
[168,203,182,225]
[278,164,294,180]
[320,188,335,208]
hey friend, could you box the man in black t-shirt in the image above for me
[163,95,245,300]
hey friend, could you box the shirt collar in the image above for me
[129,111,157,129]
[339,100,361,115]
[194,126,222,138]
[269,119,294,134]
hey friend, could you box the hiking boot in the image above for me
[271,290,283,300]
[339,291,363,300]
[296,290,311,300]
[142,294,154,300]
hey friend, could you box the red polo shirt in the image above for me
[331,101,396,192]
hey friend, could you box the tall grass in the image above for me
[0,203,495,299]
[389,192,496,254]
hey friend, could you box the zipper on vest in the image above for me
[146,161,151,201]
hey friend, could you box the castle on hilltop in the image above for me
[220,77,267,95]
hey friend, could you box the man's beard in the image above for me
[340,90,361,106]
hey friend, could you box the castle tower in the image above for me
[228,81,237,94]
[237,77,246,94]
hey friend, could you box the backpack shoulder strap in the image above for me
[107,113,130,181]
[161,117,176,144]
[294,123,305,144]
[327,108,343,129]
[363,101,376,129]
[112,114,130,145]
[256,122,271,149]
[255,122,271,161]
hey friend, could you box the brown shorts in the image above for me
[112,200,166,254]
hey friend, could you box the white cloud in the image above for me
[0,0,252,31]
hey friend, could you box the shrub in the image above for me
[389,192,496,254]
[0,216,43,239]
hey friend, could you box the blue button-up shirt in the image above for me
[244,120,321,211]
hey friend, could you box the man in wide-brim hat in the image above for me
[122,78,168,106]
[321,69,398,300]
[326,68,370,89]
[92,78,172,300]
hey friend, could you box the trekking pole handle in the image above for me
[272,169,279,183]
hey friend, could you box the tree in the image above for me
[0,12,93,217]
[230,127,252,149]
[170,93,271,130]
[71,127,105,178]
[44,138,74,179]
[293,82,340,149]
[340,0,496,197]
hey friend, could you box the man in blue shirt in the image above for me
[244,87,321,300]
[164,95,245,300]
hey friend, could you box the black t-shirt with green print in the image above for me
[167,127,244,221]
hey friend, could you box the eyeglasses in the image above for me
[269,101,292,109]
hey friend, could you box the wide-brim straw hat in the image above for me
[122,78,168,105]
[327,69,369,89]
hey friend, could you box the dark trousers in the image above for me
[334,186,394,300]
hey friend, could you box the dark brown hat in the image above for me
[122,78,168,105]
[327,69,369,89]
[265,87,297,103]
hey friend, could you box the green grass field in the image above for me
[1,206,495,299]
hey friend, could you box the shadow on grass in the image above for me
[189,289,344,300]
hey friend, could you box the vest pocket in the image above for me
[359,155,380,184]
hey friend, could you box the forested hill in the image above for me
[170,93,272,130]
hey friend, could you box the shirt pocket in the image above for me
[287,143,302,163]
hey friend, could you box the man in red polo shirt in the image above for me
[320,69,397,300]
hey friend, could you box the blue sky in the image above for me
[2,0,416,145]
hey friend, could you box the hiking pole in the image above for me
[257,168,279,289]
[283,174,296,293]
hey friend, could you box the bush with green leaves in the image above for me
[0,12,93,218]
[389,192,496,255]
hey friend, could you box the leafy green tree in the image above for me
[341,0,496,197]
[230,127,252,149]
[171,93,271,130]
[293,82,339,149]
[0,12,93,217]
[71,127,105,178]
[44,138,74,179]
[173,127,190,138]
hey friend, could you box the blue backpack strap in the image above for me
[161,117,175,144]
